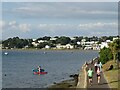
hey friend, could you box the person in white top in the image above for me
[98,62,102,72]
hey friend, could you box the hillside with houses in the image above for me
[1,36,119,50]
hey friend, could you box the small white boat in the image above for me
[4,52,8,55]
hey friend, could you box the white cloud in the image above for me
[2,21,118,39]
[2,21,31,32]
[18,24,31,32]
[78,22,118,30]
[38,24,74,31]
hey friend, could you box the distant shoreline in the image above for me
[1,48,99,52]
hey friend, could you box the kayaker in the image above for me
[38,66,41,72]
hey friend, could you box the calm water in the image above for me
[2,50,98,88]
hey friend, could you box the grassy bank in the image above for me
[102,60,120,89]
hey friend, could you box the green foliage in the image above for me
[109,38,120,61]
[99,47,113,64]
[56,36,71,45]
[36,36,51,41]
[37,42,48,49]
[2,37,29,49]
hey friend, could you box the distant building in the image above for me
[66,44,74,49]
[33,39,36,41]
[93,44,100,50]
[81,39,86,42]
[32,42,39,47]
[77,41,81,45]
[50,37,57,41]
[56,44,66,49]
[100,42,109,49]
[113,37,119,41]
[38,40,47,43]
[70,37,76,40]
[45,45,50,49]
[106,40,112,43]
[84,45,92,50]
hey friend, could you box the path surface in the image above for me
[86,59,110,89]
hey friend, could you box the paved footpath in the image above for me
[86,59,110,90]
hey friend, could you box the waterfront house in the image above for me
[92,44,100,50]
[32,42,39,47]
[84,45,92,50]
[38,40,48,43]
[45,45,50,49]
[113,37,118,41]
[56,44,66,49]
[100,42,109,49]
[70,37,76,40]
[50,37,57,41]
[66,44,74,49]
[32,39,36,41]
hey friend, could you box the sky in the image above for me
[0,1,119,40]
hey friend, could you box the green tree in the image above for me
[56,36,71,45]
[99,47,113,64]
[109,38,120,62]
[37,42,48,49]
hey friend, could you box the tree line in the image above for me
[1,36,118,49]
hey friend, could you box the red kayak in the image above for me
[33,72,47,75]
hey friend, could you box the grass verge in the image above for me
[102,60,120,89]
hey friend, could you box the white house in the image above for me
[66,44,74,49]
[38,40,44,43]
[45,45,50,49]
[50,37,57,41]
[92,44,100,50]
[70,37,76,40]
[113,37,119,41]
[32,42,39,47]
[77,41,81,45]
[56,44,66,49]
[81,39,86,42]
[84,46,92,50]
[106,40,112,43]
[32,39,36,41]
[100,42,109,49]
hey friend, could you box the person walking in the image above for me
[87,68,93,86]
[97,67,101,84]
[94,62,98,73]
[98,62,102,72]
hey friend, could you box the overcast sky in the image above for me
[1,2,118,39]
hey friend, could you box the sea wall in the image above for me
[76,62,87,88]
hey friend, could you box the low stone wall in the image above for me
[76,62,87,88]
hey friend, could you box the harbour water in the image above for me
[2,50,98,88]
